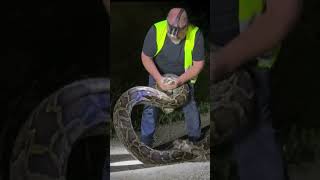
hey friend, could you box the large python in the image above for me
[7,70,254,179]
[113,70,255,164]
[113,74,210,164]
[10,78,110,180]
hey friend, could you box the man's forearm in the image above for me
[178,61,204,85]
[141,52,162,82]
[211,0,300,82]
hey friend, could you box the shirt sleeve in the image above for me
[192,30,205,61]
[142,26,157,58]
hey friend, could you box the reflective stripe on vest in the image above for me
[154,20,199,83]
[239,0,280,69]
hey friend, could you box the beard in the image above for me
[168,35,182,44]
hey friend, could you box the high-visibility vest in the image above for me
[154,20,199,83]
[239,0,281,69]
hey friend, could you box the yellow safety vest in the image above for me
[239,0,281,69]
[153,20,199,83]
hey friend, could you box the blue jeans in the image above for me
[232,67,285,180]
[140,75,201,146]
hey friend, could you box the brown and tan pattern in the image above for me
[10,78,110,180]
[113,74,210,164]
[211,70,255,145]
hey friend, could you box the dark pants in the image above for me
[231,67,285,180]
[140,75,202,145]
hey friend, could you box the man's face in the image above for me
[166,8,188,44]
[167,21,188,44]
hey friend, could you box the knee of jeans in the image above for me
[143,106,154,113]
[189,98,197,105]
[145,110,153,116]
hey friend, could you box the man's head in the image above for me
[167,8,188,44]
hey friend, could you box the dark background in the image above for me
[2,0,109,179]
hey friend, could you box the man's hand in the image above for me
[156,77,178,91]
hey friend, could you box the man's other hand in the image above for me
[157,77,178,91]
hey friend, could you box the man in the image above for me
[140,8,205,147]
[211,0,300,180]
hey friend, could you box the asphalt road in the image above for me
[110,139,210,180]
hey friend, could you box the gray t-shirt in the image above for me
[142,25,205,76]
